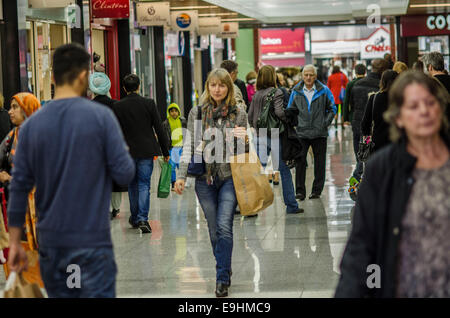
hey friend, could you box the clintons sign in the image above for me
[91,0,129,19]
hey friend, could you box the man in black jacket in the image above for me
[113,74,170,233]
[348,58,388,185]
[221,60,249,109]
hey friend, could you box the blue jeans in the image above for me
[128,158,154,223]
[195,177,237,284]
[254,136,299,213]
[169,147,183,183]
[38,246,116,298]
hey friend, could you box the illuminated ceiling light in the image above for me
[221,18,256,22]
[410,3,450,7]
[198,12,239,17]
[171,6,219,10]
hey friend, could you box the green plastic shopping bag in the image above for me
[157,161,171,198]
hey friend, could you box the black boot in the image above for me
[215,282,229,297]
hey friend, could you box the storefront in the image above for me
[25,7,71,102]
[400,15,450,69]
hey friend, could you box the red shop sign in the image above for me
[91,0,130,19]
[260,28,305,54]
[401,15,450,37]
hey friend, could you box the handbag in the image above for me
[256,88,283,135]
[187,106,206,177]
[357,94,376,162]
[157,161,171,198]
[2,271,44,298]
[339,73,346,103]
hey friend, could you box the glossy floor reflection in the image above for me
[112,126,356,298]
[0,126,357,297]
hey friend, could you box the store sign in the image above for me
[198,17,221,35]
[170,11,198,32]
[260,28,305,54]
[91,0,129,19]
[28,0,75,8]
[218,22,239,38]
[311,40,360,55]
[136,2,170,26]
[401,15,450,37]
[360,27,391,59]
[166,31,185,56]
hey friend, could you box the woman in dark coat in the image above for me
[89,72,125,220]
[360,70,398,153]
[335,71,450,298]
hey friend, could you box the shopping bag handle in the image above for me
[4,271,17,292]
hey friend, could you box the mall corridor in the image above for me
[99,126,355,298]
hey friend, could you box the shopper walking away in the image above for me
[113,74,170,234]
[162,103,187,191]
[175,68,248,298]
[7,43,135,298]
[248,65,303,214]
[393,61,408,74]
[336,71,450,298]
[342,64,366,126]
[348,58,388,187]
[287,64,337,201]
[89,72,124,220]
[360,70,398,154]
[327,65,348,127]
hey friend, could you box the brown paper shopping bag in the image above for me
[3,271,44,298]
[230,150,274,216]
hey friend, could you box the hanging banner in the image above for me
[166,31,185,56]
[91,0,130,19]
[218,22,239,38]
[136,2,170,26]
[198,17,221,35]
[170,10,198,32]
[260,28,305,54]
[28,0,75,8]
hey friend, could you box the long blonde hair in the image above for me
[203,68,236,107]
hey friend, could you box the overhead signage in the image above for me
[198,17,221,35]
[136,2,170,27]
[401,15,450,37]
[218,22,239,38]
[360,27,391,59]
[28,0,75,8]
[170,10,198,32]
[260,28,305,54]
[91,0,129,19]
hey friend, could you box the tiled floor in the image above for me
[0,126,357,298]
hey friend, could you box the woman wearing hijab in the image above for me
[174,68,248,298]
[89,72,124,220]
[0,92,43,287]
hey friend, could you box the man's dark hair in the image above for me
[332,65,341,74]
[371,58,389,75]
[220,60,238,74]
[355,64,367,76]
[53,43,90,86]
[123,74,140,92]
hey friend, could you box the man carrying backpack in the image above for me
[287,65,336,201]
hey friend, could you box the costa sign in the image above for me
[91,0,129,19]
[401,15,450,37]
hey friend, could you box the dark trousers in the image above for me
[352,128,364,182]
[295,137,327,196]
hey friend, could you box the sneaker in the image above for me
[287,208,304,214]
[138,221,152,233]
[273,172,280,185]
[129,216,139,229]
[110,209,120,220]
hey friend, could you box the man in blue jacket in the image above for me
[287,64,336,201]
[7,43,135,297]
